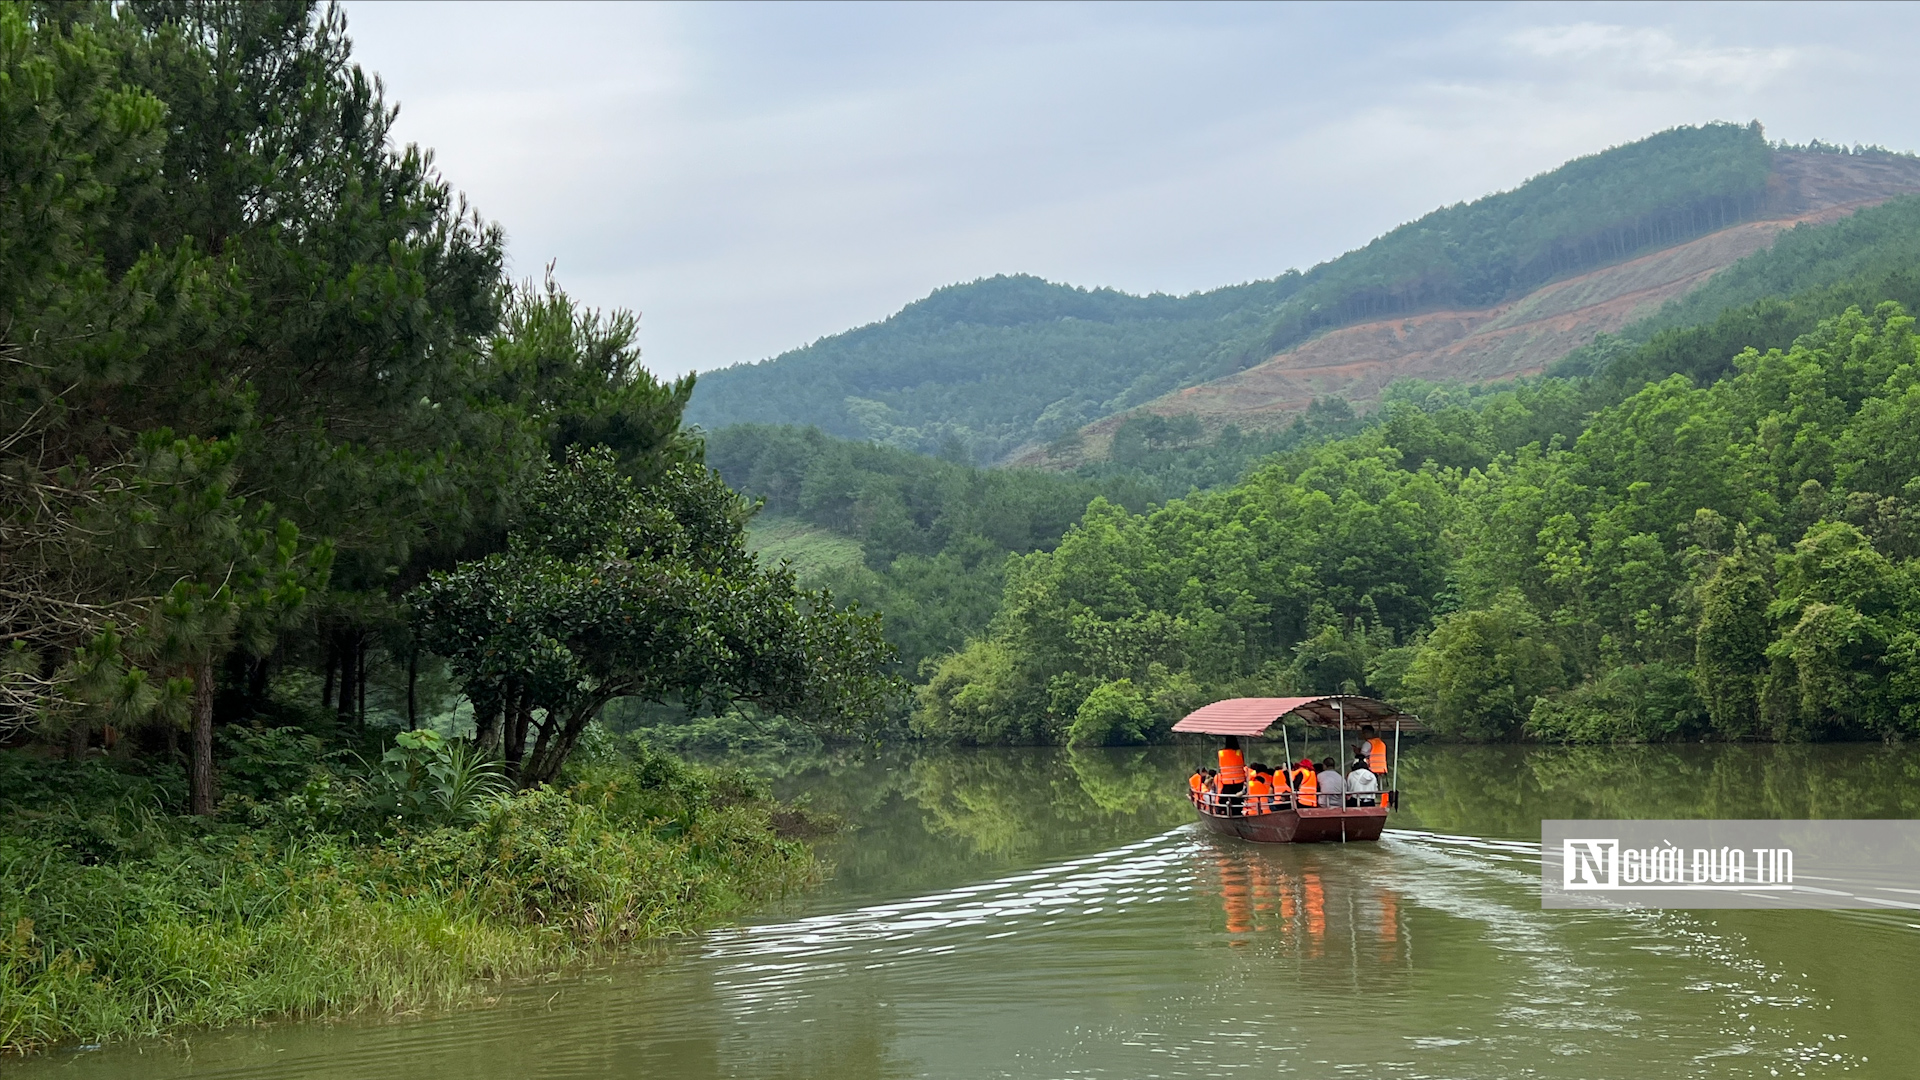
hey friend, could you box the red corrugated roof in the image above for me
[1171,695,1425,736]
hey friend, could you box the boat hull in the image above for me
[1194,804,1387,843]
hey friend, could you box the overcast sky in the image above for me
[342,1,1920,378]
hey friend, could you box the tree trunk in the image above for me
[322,639,336,710]
[520,698,609,786]
[503,685,531,779]
[190,657,216,816]
[247,653,271,707]
[356,639,367,724]
[406,647,418,730]
[474,695,504,758]
[334,630,356,726]
[524,709,559,784]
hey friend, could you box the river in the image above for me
[17,741,1920,1078]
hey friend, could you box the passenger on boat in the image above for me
[1357,726,1389,785]
[1189,767,1206,803]
[1245,766,1273,815]
[1290,758,1318,807]
[1346,757,1379,806]
[1217,742,1248,816]
[1316,758,1346,807]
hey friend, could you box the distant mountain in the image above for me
[687,124,1920,464]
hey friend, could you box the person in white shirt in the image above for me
[1315,758,1346,807]
[1347,756,1379,806]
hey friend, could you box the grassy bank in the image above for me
[0,737,816,1054]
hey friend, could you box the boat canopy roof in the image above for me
[1171,695,1427,737]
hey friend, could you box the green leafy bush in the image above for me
[1067,679,1153,746]
[1526,663,1708,743]
[0,746,810,1054]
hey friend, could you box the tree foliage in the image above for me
[411,450,899,784]
[921,299,1920,745]
[2,1,894,800]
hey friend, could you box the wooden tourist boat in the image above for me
[1173,695,1425,844]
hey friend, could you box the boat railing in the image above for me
[1190,790,1394,815]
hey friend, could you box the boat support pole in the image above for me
[1391,718,1401,810]
[1337,699,1346,842]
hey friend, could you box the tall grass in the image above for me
[0,751,815,1054]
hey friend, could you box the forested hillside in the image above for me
[707,426,1154,676]
[691,273,1302,463]
[917,295,1920,746]
[1558,193,1920,378]
[689,124,1920,463]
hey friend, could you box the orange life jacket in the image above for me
[1189,772,1204,800]
[1217,747,1247,787]
[1246,774,1272,814]
[1291,767,1318,807]
[1363,737,1388,774]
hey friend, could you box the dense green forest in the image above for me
[1558,193,1920,381]
[688,123,1798,461]
[705,404,1375,683]
[707,425,1153,677]
[916,298,1920,745]
[703,163,1920,751]
[689,273,1303,463]
[0,1,888,1052]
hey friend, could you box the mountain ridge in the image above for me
[687,127,1920,465]
[1013,161,1920,467]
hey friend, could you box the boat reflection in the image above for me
[1206,838,1410,971]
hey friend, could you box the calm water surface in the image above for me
[17,742,1920,1079]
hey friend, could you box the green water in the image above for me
[17,742,1920,1078]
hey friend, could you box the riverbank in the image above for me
[0,739,818,1055]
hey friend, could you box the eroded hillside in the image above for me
[1018,150,1920,467]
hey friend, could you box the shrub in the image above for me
[1067,679,1152,746]
[1402,594,1566,739]
[1526,662,1708,743]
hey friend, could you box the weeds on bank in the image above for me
[0,734,817,1054]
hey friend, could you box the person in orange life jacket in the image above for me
[1268,759,1293,807]
[1216,737,1248,815]
[1245,764,1273,814]
[1188,767,1206,806]
[1357,725,1389,782]
[1290,757,1318,807]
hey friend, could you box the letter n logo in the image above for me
[1563,839,1618,889]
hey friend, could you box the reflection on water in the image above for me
[19,742,1919,1079]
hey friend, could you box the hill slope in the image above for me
[1021,151,1920,466]
[689,125,1920,463]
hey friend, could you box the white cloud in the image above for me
[1506,22,1803,91]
